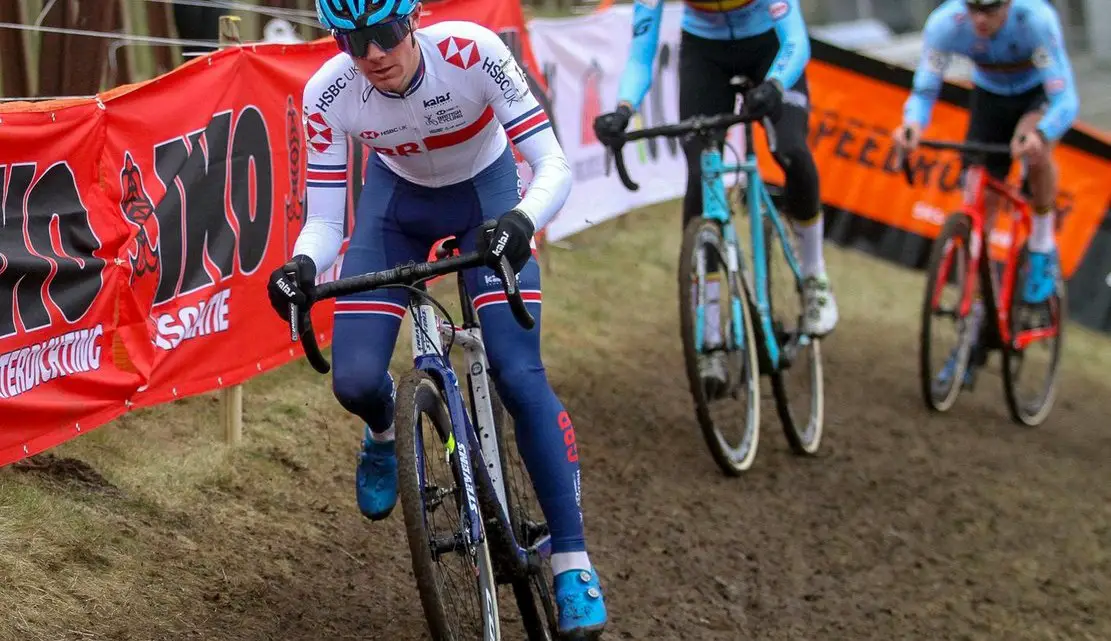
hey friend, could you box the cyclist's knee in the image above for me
[332,361,393,419]
[492,360,550,413]
[778,147,820,220]
[1027,146,1055,170]
[778,142,816,176]
[482,324,548,411]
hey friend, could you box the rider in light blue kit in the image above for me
[595,0,840,396]
[267,1,607,637]
[893,0,1079,387]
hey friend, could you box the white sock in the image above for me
[370,425,395,443]
[705,275,722,346]
[792,214,826,278]
[551,551,592,576]
[1029,209,1057,253]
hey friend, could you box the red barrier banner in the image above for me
[0,1,543,466]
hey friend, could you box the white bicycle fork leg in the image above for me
[453,326,510,525]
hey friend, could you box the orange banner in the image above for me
[0,1,544,466]
[750,47,1111,277]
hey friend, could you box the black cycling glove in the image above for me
[593,104,633,147]
[267,254,316,320]
[744,79,785,122]
[479,209,535,274]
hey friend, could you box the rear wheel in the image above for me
[396,370,500,641]
[678,216,761,475]
[1001,245,1065,426]
[763,218,824,455]
[920,212,975,412]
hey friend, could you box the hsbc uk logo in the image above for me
[359,125,406,140]
[304,112,333,153]
[438,36,480,70]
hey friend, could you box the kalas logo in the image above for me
[423,92,451,109]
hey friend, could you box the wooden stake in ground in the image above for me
[219,14,244,446]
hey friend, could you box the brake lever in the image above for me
[288,287,331,374]
[288,301,299,343]
[610,141,640,191]
[497,255,535,330]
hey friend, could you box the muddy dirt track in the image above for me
[147,249,1111,641]
[19,219,1107,641]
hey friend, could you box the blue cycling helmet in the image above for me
[316,0,419,31]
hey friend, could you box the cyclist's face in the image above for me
[353,10,422,94]
[967,1,1010,37]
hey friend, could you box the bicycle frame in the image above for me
[407,277,552,580]
[289,248,548,583]
[607,108,810,371]
[699,129,806,370]
[940,164,1055,350]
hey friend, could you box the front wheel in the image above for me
[396,370,501,641]
[1001,246,1065,427]
[920,212,976,412]
[678,216,761,476]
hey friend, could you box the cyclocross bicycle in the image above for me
[603,84,825,476]
[288,240,561,641]
[902,138,1065,426]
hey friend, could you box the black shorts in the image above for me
[964,85,1048,180]
[678,28,810,148]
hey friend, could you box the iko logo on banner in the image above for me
[0,162,106,340]
[118,107,276,349]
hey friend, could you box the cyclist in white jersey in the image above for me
[266,2,607,637]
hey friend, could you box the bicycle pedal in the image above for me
[1016,302,1053,331]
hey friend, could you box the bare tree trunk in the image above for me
[0,0,30,97]
[146,0,177,75]
[34,0,122,96]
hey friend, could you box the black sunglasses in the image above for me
[333,16,413,58]
[965,1,1007,14]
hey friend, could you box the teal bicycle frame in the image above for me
[611,110,809,372]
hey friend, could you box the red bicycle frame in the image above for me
[930,162,1058,351]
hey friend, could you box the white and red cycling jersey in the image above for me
[294,20,569,273]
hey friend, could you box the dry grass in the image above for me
[1,199,1108,640]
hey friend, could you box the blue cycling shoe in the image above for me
[1022,249,1059,305]
[935,346,974,390]
[554,568,607,640]
[355,426,397,521]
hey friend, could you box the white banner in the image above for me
[529,5,746,242]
